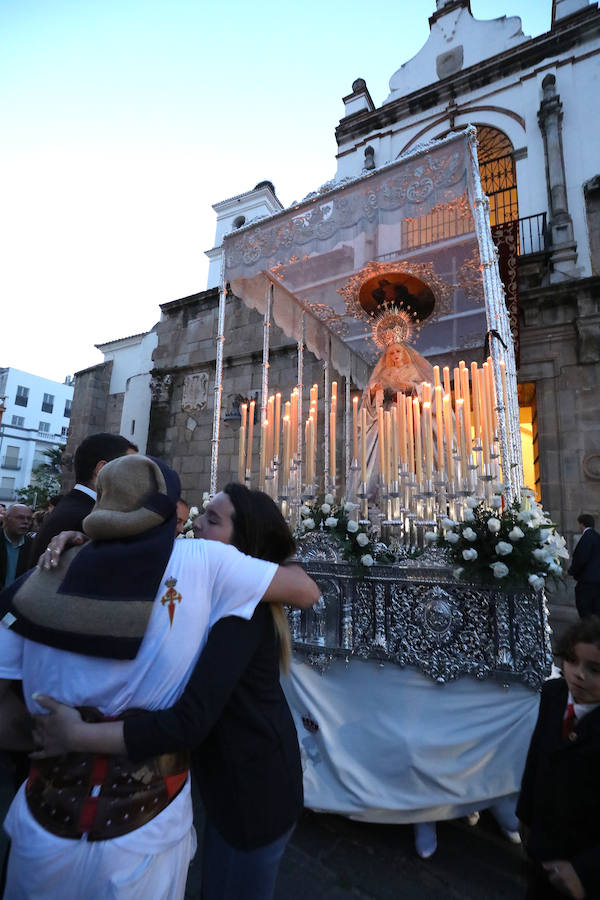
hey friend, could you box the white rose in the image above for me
[548,561,562,574]
[300,505,311,518]
[324,493,335,505]
[445,532,460,544]
[465,497,479,509]
[462,527,477,542]
[462,548,478,561]
[490,561,509,578]
[424,531,437,543]
[495,541,513,556]
[489,496,502,508]
[185,529,195,539]
[463,509,475,523]
[361,554,374,567]
[528,573,545,592]
[508,526,524,541]
[452,567,464,579]
[356,532,369,547]
[532,548,551,562]
[202,492,210,500]
[487,518,501,533]
[320,503,331,515]
[517,509,534,523]
[441,517,456,530]
[325,517,338,528]
[304,518,315,530]
[347,520,359,533]
[202,499,210,509]
[539,529,552,543]
[344,501,357,512]
[189,506,199,518]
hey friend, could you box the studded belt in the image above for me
[26,707,189,841]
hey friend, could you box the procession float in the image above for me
[207,129,561,825]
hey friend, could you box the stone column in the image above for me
[537,74,579,282]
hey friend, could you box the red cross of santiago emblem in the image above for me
[161,576,182,628]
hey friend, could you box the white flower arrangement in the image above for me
[356,532,369,547]
[462,527,477,542]
[294,495,394,569]
[320,503,331,515]
[360,554,374,567]
[346,520,359,533]
[495,541,513,556]
[324,516,338,528]
[490,561,509,578]
[508,526,524,541]
[487,518,501,533]
[463,509,475,523]
[462,548,478,561]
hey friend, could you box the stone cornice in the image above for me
[159,286,220,314]
[335,6,600,147]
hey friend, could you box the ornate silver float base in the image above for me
[291,559,553,690]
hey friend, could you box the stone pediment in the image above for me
[385,3,528,103]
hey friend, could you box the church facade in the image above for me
[65,0,600,614]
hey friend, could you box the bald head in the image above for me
[4,504,33,543]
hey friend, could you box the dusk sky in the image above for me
[1,1,552,383]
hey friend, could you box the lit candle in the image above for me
[434,385,444,474]
[330,409,336,483]
[377,406,386,475]
[422,381,431,404]
[360,406,367,483]
[240,403,247,431]
[457,399,468,475]
[471,362,481,448]
[282,415,290,485]
[433,365,441,388]
[453,367,461,402]
[398,397,407,465]
[267,395,275,464]
[274,393,281,460]
[443,393,454,482]
[238,424,246,483]
[391,406,399,483]
[479,369,491,466]
[352,395,359,461]
[259,420,268,489]
[247,400,255,481]
[486,357,498,432]
[385,410,393,485]
[406,395,415,477]
[290,389,298,458]
[423,400,433,481]
[305,418,311,486]
[443,366,452,397]
[413,398,422,484]
[460,368,472,462]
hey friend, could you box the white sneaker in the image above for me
[414,822,437,859]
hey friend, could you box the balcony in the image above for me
[1,458,21,470]
[515,213,548,257]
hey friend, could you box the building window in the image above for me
[131,419,135,435]
[42,393,54,413]
[2,445,21,470]
[0,477,16,501]
[61,425,68,436]
[38,421,51,433]
[11,415,24,427]
[64,399,72,418]
[15,385,29,407]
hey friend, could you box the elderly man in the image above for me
[0,504,33,589]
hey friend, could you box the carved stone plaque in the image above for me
[182,373,208,412]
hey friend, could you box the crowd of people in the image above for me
[0,431,598,899]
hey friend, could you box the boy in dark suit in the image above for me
[518,616,600,899]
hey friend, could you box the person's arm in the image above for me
[262,562,319,609]
[0,679,34,751]
[32,610,268,759]
[541,860,587,899]
[568,535,590,578]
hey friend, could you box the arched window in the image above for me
[476,126,518,227]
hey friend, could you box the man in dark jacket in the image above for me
[568,513,600,618]
[0,505,33,589]
[28,432,137,565]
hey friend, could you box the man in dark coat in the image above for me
[28,432,137,565]
[0,505,33,589]
[568,513,600,618]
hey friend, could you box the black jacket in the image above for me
[0,531,34,589]
[28,488,95,565]
[517,677,600,896]
[568,528,600,585]
[124,603,303,850]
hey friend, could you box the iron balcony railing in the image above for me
[516,212,548,257]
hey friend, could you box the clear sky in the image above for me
[1,0,552,383]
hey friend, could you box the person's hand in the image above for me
[30,695,84,758]
[38,531,88,570]
[542,860,586,899]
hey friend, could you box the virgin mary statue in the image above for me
[357,340,434,500]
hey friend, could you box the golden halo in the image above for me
[371,303,418,349]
